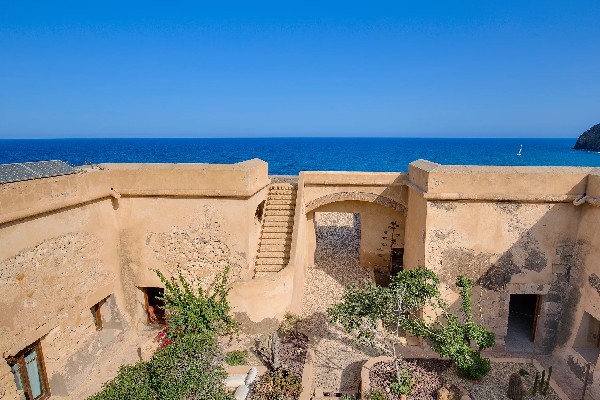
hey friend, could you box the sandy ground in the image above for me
[299,212,381,393]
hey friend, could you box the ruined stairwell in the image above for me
[254,183,298,276]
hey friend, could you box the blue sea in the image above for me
[0,138,599,175]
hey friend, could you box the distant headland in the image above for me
[573,123,600,151]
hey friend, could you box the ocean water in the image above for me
[0,138,599,175]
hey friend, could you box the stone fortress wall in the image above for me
[1,158,600,398]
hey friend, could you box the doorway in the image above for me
[390,248,404,276]
[506,294,541,353]
[144,287,166,325]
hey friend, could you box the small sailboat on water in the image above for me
[517,144,523,156]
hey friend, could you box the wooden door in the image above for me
[531,295,542,341]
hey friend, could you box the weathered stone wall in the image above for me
[424,200,583,352]
[0,195,121,400]
[555,170,600,393]
[0,160,270,398]
[408,160,593,354]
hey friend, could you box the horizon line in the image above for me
[0,135,580,140]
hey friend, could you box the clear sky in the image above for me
[1,1,599,138]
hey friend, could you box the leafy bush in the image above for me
[328,268,495,381]
[88,268,237,400]
[225,350,249,366]
[87,361,154,400]
[149,333,232,400]
[278,312,301,338]
[366,390,387,400]
[88,333,232,400]
[390,368,416,395]
[251,368,302,400]
[155,266,238,346]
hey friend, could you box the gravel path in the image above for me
[299,212,381,392]
[369,360,561,400]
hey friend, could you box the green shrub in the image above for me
[149,333,232,400]
[251,368,302,400]
[225,350,249,366]
[87,361,154,400]
[88,333,233,400]
[155,266,238,346]
[390,368,416,395]
[367,390,387,400]
[328,268,495,381]
[278,313,301,338]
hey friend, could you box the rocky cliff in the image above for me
[573,123,600,151]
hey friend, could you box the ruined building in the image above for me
[1,159,600,399]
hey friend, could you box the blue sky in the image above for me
[0,1,599,138]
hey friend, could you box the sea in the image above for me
[0,138,599,175]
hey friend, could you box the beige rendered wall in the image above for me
[410,160,593,354]
[556,169,600,393]
[0,177,121,399]
[0,160,271,399]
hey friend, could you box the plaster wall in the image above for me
[0,196,120,399]
[555,169,600,393]
[0,160,271,399]
[409,160,592,354]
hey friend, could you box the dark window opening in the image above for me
[91,299,105,331]
[144,287,166,325]
[255,200,265,221]
[390,248,404,276]
[506,294,540,353]
[6,341,50,400]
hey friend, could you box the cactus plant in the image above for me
[532,366,553,396]
[508,372,524,400]
[541,366,552,395]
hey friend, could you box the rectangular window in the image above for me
[91,302,103,331]
[6,341,50,400]
[143,287,166,325]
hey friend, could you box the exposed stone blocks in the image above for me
[0,232,114,357]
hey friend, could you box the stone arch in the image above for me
[305,192,407,214]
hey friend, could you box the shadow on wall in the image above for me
[427,177,592,396]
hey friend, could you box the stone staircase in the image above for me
[254,183,298,275]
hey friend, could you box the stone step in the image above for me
[269,184,297,189]
[259,237,292,245]
[254,271,279,278]
[266,204,296,210]
[260,230,292,239]
[268,194,296,201]
[263,220,294,227]
[263,221,294,232]
[269,189,297,195]
[259,244,291,252]
[256,257,289,265]
[262,227,293,234]
[256,250,289,258]
[265,210,294,216]
[264,215,294,222]
[267,199,296,205]
[255,264,285,273]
